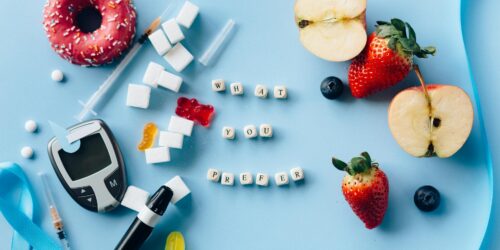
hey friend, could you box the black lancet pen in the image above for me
[115,186,173,250]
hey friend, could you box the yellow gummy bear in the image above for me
[165,231,185,250]
[137,122,158,151]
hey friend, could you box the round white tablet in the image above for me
[51,69,64,82]
[20,146,34,159]
[24,120,37,133]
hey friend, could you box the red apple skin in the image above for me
[388,84,444,108]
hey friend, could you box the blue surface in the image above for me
[462,0,500,249]
[0,0,493,249]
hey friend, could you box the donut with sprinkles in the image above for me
[43,0,136,66]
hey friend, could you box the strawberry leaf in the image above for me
[388,37,397,50]
[377,18,436,60]
[346,165,356,176]
[361,152,372,165]
[332,157,348,171]
[422,46,437,55]
[376,21,390,25]
[391,19,406,37]
[351,157,369,174]
[376,25,402,38]
[406,22,417,42]
[400,38,417,50]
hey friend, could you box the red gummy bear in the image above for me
[175,97,215,127]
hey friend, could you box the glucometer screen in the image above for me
[59,133,112,181]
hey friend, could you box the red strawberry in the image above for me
[348,18,436,98]
[332,152,389,229]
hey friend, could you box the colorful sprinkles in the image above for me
[42,0,136,66]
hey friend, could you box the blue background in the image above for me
[0,0,497,249]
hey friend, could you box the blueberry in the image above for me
[320,76,344,100]
[414,185,440,212]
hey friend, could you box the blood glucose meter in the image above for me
[48,120,127,212]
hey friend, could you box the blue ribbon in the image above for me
[0,162,62,250]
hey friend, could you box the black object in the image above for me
[414,185,441,212]
[320,76,344,100]
[48,120,127,213]
[115,186,174,250]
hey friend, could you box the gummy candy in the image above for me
[165,231,185,250]
[137,123,158,151]
[175,97,215,127]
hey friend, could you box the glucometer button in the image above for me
[72,186,94,197]
[77,194,97,211]
[105,169,124,200]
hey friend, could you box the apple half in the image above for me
[294,0,367,62]
[388,84,474,158]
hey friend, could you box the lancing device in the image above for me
[115,185,173,250]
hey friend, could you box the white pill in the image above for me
[51,70,64,82]
[20,146,34,159]
[24,120,38,133]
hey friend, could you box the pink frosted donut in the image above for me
[43,0,136,66]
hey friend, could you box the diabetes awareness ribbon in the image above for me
[0,162,61,250]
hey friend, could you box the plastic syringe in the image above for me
[74,0,183,122]
[39,172,71,250]
[198,19,236,66]
[75,18,160,121]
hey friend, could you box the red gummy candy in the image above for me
[175,97,215,127]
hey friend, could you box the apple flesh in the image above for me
[388,84,474,158]
[294,0,367,62]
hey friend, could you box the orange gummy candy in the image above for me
[137,122,158,151]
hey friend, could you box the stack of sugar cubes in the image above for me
[126,1,199,109]
[148,1,198,72]
[145,116,195,164]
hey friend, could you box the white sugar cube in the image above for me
[256,173,269,186]
[145,147,170,164]
[259,124,273,137]
[142,62,164,88]
[239,172,253,185]
[157,70,183,92]
[255,84,268,98]
[148,29,171,55]
[290,167,305,181]
[126,84,151,109]
[168,116,194,136]
[165,176,190,204]
[274,86,287,99]
[230,82,244,95]
[221,172,234,186]
[164,43,193,72]
[275,172,289,186]
[162,19,185,44]
[212,79,226,92]
[243,125,257,139]
[207,168,221,182]
[176,1,199,29]
[158,131,184,149]
[222,126,235,139]
[121,186,150,212]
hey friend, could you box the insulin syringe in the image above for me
[39,172,71,250]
